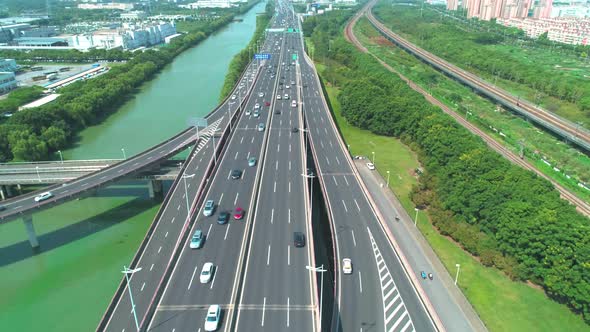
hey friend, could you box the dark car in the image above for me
[274,110,281,115]
[231,169,242,180]
[217,212,230,225]
[265,101,271,107]
[291,127,298,133]
[293,232,306,248]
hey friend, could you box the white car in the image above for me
[200,262,214,283]
[291,100,297,108]
[254,103,260,109]
[245,109,251,115]
[366,163,375,170]
[34,191,53,202]
[276,95,282,100]
[204,304,221,331]
[258,92,264,97]
[343,258,353,274]
[285,85,290,89]
[231,94,236,100]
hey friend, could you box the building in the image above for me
[0,72,17,94]
[121,11,147,21]
[78,3,135,10]
[12,37,69,47]
[0,59,17,72]
[68,22,177,50]
[498,17,590,44]
[180,0,235,9]
[447,0,459,10]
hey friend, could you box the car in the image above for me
[284,94,289,99]
[190,229,204,249]
[258,92,264,97]
[343,258,353,274]
[366,163,375,170]
[285,85,290,89]
[257,123,265,132]
[274,110,281,115]
[204,304,221,331]
[293,232,306,247]
[231,94,237,100]
[248,157,257,167]
[291,100,297,108]
[254,103,260,109]
[203,200,215,216]
[217,211,230,225]
[290,80,295,85]
[231,169,242,180]
[291,127,299,133]
[234,207,245,220]
[200,262,214,283]
[34,191,53,202]
[245,109,251,115]
[253,109,260,118]
[276,95,282,100]
[265,101,271,107]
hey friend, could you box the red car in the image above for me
[264,101,271,107]
[234,207,245,220]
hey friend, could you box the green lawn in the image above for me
[316,58,590,332]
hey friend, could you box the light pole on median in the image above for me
[227,101,235,131]
[121,266,142,332]
[386,170,390,187]
[182,173,195,223]
[121,148,127,160]
[306,264,326,331]
[414,208,419,226]
[57,150,63,164]
[371,151,375,164]
[302,171,315,221]
[454,263,461,285]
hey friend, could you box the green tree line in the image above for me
[304,10,590,324]
[0,14,235,161]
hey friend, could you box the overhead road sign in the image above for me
[254,53,271,60]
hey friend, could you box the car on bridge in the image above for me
[203,200,215,217]
[204,304,221,331]
[200,262,214,283]
[257,123,265,132]
[343,258,353,274]
[245,109,251,116]
[217,212,230,225]
[291,100,297,108]
[253,109,260,118]
[277,95,282,100]
[284,94,289,99]
[293,232,306,248]
[258,92,264,98]
[234,207,245,220]
[190,230,204,249]
[248,157,257,167]
[34,191,53,202]
[254,103,260,109]
[366,163,375,170]
[231,169,242,180]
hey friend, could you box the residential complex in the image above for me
[0,72,17,95]
[78,3,135,11]
[180,0,248,9]
[0,59,17,73]
[498,17,590,44]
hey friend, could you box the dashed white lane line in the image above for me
[188,265,198,290]
[342,200,348,212]
[333,176,338,186]
[150,263,154,271]
[158,246,162,254]
[171,217,175,224]
[219,193,224,205]
[210,267,217,290]
[344,176,350,186]
[289,181,291,193]
[177,204,181,211]
[274,181,277,193]
[271,208,274,224]
[359,271,363,293]
[288,245,291,266]
[234,192,239,205]
[235,151,239,160]
[325,156,330,165]
[354,199,361,211]
[141,282,145,292]
[288,208,291,224]
[276,160,279,170]
[336,156,341,165]
[224,224,231,240]
[261,297,267,326]
[165,231,168,238]
[267,244,271,266]
[207,224,212,239]
[240,137,244,144]
[289,161,291,170]
[251,137,255,144]
[351,230,357,247]
[277,144,280,152]
[287,297,290,327]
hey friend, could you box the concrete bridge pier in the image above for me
[148,180,163,199]
[22,215,39,249]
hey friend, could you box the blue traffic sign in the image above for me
[254,53,271,60]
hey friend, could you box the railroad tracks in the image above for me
[343,0,590,217]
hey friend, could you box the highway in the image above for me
[234,3,316,331]
[100,55,263,331]
[365,4,590,152]
[291,5,440,332]
[145,15,296,332]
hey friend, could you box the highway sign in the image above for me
[254,53,271,60]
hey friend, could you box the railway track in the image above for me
[363,7,590,153]
[343,0,590,217]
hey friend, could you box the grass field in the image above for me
[315,45,590,332]
[353,16,590,202]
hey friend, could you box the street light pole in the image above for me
[454,263,461,285]
[121,266,142,332]
[121,148,127,160]
[386,170,390,187]
[306,264,326,331]
[371,151,375,164]
[36,166,41,182]
[414,208,419,226]
[182,173,195,223]
[227,101,235,131]
[57,150,63,163]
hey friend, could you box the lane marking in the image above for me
[165,231,168,238]
[261,297,267,326]
[207,224,212,239]
[288,208,291,224]
[224,224,231,240]
[267,244,271,266]
[171,217,175,224]
[150,263,154,271]
[288,245,291,266]
[344,176,350,186]
[210,267,217,290]
[351,230,357,247]
[240,137,244,144]
[271,209,274,224]
[287,297,290,327]
[235,151,239,160]
[158,246,162,254]
[359,271,363,293]
[342,200,348,212]
[274,181,277,193]
[188,265,198,290]
[234,192,239,205]
[333,176,338,186]
[276,160,278,171]
[219,193,224,205]
[141,282,145,292]
[354,199,360,212]
[289,181,291,193]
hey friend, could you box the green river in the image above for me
[0,2,265,330]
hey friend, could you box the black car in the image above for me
[217,212,230,225]
[274,110,281,115]
[291,127,299,133]
[231,169,242,180]
[293,232,306,248]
